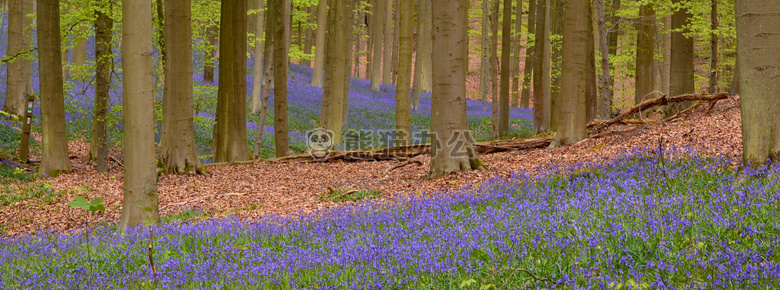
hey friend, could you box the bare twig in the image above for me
[384,159,423,175]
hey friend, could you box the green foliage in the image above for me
[67,196,106,215]
[162,209,204,224]
[320,187,382,203]
[0,183,62,206]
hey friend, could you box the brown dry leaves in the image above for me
[0,97,744,237]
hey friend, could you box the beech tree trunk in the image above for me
[510,0,522,108]
[90,3,113,173]
[214,0,252,162]
[708,0,719,93]
[635,3,655,105]
[597,0,611,119]
[382,0,393,84]
[369,0,385,91]
[490,0,500,139]
[161,0,204,174]
[479,0,490,111]
[549,0,562,131]
[258,5,276,154]
[412,0,430,110]
[532,0,548,133]
[429,0,486,179]
[341,0,354,126]
[519,0,536,108]
[321,0,349,146]
[119,0,159,228]
[498,0,512,137]
[311,0,327,87]
[667,0,694,116]
[555,0,589,145]
[391,5,400,84]
[395,0,412,146]
[273,0,290,157]
[203,25,217,83]
[421,0,432,93]
[37,0,71,179]
[253,0,268,158]
[736,0,780,164]
[2,0,32,117]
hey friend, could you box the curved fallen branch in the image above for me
[587,93,729,134]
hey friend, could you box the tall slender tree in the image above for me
[510,0,523,108]
[532,0,548,133]
[736,0,780,165]
[555,0,589,145]
[667,0,694,115]
[311,0,328,87]
[119,0,159,228]
[161,0,205,174]
[597,0,611,119]
[382,0,394,84]
[203,25,218,83]
[273,0,290,157]
[412,0,430,110]
[320,0,349,145]
[341,0,354,126]
[369,0,385,91]
[490,0,500,139]
[421,0,433,92]
[479,0,490,110]
[519,0,536,108]
[37,0,71,178]
[429,0,486,179]
[2,0,33,117]
[214,0,253,162]
[549,0,562,130]
[395,0,412,145]
[635,3,655,105]
[498,0,512,137]
[708,0,719,93]
[253,0,269,158]
[90,1,114,173]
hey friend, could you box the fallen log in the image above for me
[587,93,729,133]
[269,137,553,163]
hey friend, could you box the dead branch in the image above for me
[267,138,553,164]
[587,93,729,133]
[384,159,423,175]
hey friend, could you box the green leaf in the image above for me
[460,278,477,288]
[66,196,91,211]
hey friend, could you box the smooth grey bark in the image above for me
[369,0,384,91]
[634,3,655,105]
[597,0,610,119]
[554,0,589,146]
[252,0,267,158]
[119,0,159,229]
[161,0,205,175]
[667,0,694,115]
[736,0,780,164]
[2,0,32,117]
[274,0,290,157]
[498,0,512,137]
[428,0,486,179]
[395,0,412,145]
[532,0,548,133]
[321,0,349,145]
[214,0,253,162]
[37,0,71,179]
[519,0,536,108]
[311,0,328,87]
[479,0,490,110]
[382,0,393,84]
[708,0,719,93]
[90,3,113,173]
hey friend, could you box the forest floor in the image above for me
[0,95,742,237]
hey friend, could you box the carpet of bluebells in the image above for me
[2,150,779,289]
[0,10,533,163]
